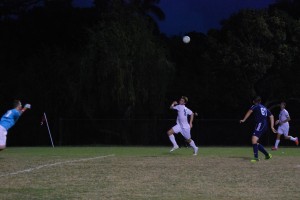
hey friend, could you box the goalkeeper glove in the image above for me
[24,104,31,109]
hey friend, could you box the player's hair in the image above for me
[181,96,188,103]
[252,96,261,104]
[13,100,21,108]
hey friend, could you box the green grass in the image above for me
[0,146,300,200]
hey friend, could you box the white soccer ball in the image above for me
[182,36,190,43]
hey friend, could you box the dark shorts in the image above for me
[253,122,268,138]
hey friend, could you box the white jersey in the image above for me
[172,105,193,129]
[279,109,290,126]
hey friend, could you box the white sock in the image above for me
[275,140,280,148]
[169,135,178,147]
[289,136,296,141]
[189,140,197,150]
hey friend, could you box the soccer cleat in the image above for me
[170,145,179,152]
[295,137,299,146]
[265,153,272,160]
[193,147,198,156]
[250,158,260,163]
[271,147,278,151]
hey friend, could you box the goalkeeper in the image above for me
[0,100,31,151]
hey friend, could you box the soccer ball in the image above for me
[182,36,190,44]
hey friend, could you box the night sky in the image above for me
[73,0,277,35]
[157,0,277,35]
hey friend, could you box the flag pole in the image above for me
[44,112,55,148]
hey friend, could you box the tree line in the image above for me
[1,0,300,122]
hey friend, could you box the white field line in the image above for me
[0,154,115,178]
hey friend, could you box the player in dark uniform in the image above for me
[240,96,276,162]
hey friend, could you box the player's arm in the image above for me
[280,117,291,124]
[170,101,178,109]
[240,110,253,123]
[189,112,194,128]
[269,114,277,133]
[279,115,291,125]
[21,104,31,114]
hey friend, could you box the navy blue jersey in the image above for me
[250,104,271,123]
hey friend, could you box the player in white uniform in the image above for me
[272,102,298,150]
[167,96,198,155]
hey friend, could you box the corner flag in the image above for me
[41,112,54,148]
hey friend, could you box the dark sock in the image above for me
[258,144,268,156]
[252,144,258,158]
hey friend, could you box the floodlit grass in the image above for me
[0,146,300,200]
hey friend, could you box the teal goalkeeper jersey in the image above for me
[0,109,21,130]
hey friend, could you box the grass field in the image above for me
[0,146,300,200]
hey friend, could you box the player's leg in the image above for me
[257,142,272,159]
[283,128,299,145]
[251,135,260,161]
[254,132,271,159]
[182,128,198,155]
[256,129,272,160]
[251,128,271,162]
[284,135,298,145]
[0,128,7,151]
[251,124,264,162]
[252,136,271,160]
[187,139,198,156]
[272,132,282,150]
[167,125,179,151]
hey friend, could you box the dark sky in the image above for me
[157,0,277,35]
[74,0,277,35]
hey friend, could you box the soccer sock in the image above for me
[252,144,258,159]
[275,140,280,148]
[258,144,268,156]
[289,136,296,141]
[169,135,178,147]
[189,140,197,150]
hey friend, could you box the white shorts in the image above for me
[172,124,191,140]
[0,125,7,146]
[277,124,289,137]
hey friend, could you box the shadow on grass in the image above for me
[227,156,250,160]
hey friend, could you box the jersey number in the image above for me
[260,108,267,116]
[5,111,12,117]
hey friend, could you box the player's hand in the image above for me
[240,119,245,123]
[173,101,178,105]
[24,104,31,109]
[190,123,193,129]
[271,127,277,133]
